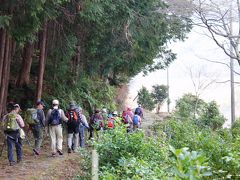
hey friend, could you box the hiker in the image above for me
[89,109,103,139]
[122,110,132,132]
[126,107,134,119]
[76,106,89,148]
[106,113,115,129]
[3,104,25,166]
[66,102,80,153]
[31,100,46,155]
[132,111,141,131]
[112,111,121,127]
[135,104,143,119]
[101,108,108,130]
[46,99,68,156]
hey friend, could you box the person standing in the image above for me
[3,104,25,166]
[32,100,46,155]
[46,99,68,156]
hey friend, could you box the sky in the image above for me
[127,26,240,127]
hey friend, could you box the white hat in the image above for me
[52,99,59,105]
[113,111,118,115]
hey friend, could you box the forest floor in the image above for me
[0,131,88,180]
[0,110,167,180]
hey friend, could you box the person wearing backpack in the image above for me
[132,111,141,131]
[135,105,143,119]
[76,106,89,148]
[122,110,132,132]
[66,102,80,153]
[30,100,46,155]
[3,104,25,166]
[89,109,103,140]
[46,99,68,156]
[101,108,108,130]
[106,114,115,129]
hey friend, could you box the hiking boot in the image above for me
[68,148,71,154]
[9,161,16,166]
[17,159,22,163]
[52,153,57,157]
[57,150,63,155]
[33,149,40,155]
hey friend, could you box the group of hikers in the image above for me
[0,99,144,166]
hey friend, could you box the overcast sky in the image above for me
[127,26,240,127]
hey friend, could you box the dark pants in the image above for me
[32,125,44,151]
[6,131,22,163]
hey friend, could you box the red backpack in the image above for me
[107,118,114,129]
[67,110,78,123]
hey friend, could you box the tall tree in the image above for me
[36,21,47,101]
[151,85,168,114]
[16,41,34,87]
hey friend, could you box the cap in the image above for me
[69,102,76,110]
[36,100,45,107]
[13,104,21,110]
[52,99,59,105]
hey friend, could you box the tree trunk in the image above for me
[0,29,6,89]
[36,21,47,101]
[3,37,13,111]
[0,33,10,116]
[16,41,34,87]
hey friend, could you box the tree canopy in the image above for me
[0,0,192,115]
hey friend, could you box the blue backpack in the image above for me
[133,115,139,125]
[49,109,61,125]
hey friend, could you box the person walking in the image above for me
[32,100,46,155]
[89,109,103,140]
[76,106,89,148]
[66,102,79,153]
[132,111,141,131]
[46,99,68,156]
[3,104,25,166]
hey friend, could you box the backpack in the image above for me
[122,112,130,124]
[5,113,19,131]
[25,108,39,125]
[49,109,61,125]
[92,114,102,131]
[133,115,140,125]
[107,118,114,129]
[67,110,78,123]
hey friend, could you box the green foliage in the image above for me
[174,94,225,130]
[174,93,207,121]
[137,86,155,111]
[199,101,226,130]
[95,127,169,179]
[232,119,240,138]
[152,117,240,178]
[151,85,168,104]
[151,84,168,113]
[169,146,212,179]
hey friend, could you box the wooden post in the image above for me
[92,149,99,180]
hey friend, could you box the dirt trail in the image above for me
[140,110,164,129]
[0,136,87,180]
